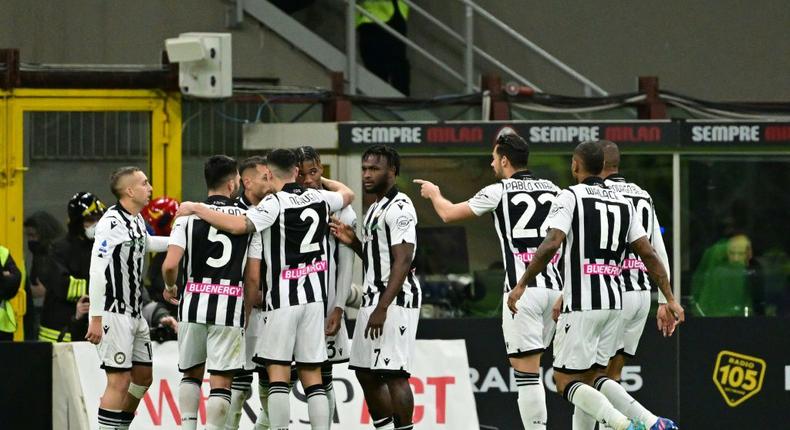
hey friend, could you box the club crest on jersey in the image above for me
[396,215,413,230]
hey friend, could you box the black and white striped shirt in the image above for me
[545,177,647,311]
[246,183,344,310]
[604,175,670,292]
[169,196,258,327]
[361,186,421,309]
[89,204,167,318]
[468,171,563,293]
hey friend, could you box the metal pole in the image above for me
[346,0,357,95]
[672,152,681,301]
[464,1,474,93]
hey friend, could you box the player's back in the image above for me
[604,175,660,292]
[174,196,251,326]
[258,183,334,310]
[553,177,638,311]
[498,172,562,290]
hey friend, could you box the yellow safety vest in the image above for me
[0,246,18,333]
[356,0,409,27]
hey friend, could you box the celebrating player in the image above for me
[226,155,275,430]
[507,141,684,430]
[296,146,358,427]
[414,129,562,429]
[330,145,421,430]
[161,155,261,430]
[85,167,169,430]
[176,149,354,430]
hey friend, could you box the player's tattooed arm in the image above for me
[631,236,685,324]
[507,228,565,314]
[176,202,253,235]
[413,179,475,222]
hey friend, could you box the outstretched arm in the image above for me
[176,202,255,235]
[413,179,476,223]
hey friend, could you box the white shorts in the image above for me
[97,312,152,370]
[553,309,622,373]
[618,290,651,357]
[254,302,327,366]
[244,308,264,370]
[178,322,244,373]
[349,305,419,376]
[326,318,351,364]
[502,289,562,357]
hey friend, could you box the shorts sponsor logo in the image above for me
[114,352,126,364]
[621,258,647,272]
[281,260,328,280]
[185,282,243,297]
[583,263,622,276]
[713,350,766,407]
[514,252,560,264]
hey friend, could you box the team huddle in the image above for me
[85,130,685,430]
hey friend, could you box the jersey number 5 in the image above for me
[206,226,232,268]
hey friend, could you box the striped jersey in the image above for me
[246,183,344,310]
[89,203,166,318]
[326,205,357,314]
[236,193,267,307]
[468,170,563,293]
[545,177,647,311]
[361,186,421,309]
[604,174,670,292]
[169,195,258,327]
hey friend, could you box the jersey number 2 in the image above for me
[300,208,321,253]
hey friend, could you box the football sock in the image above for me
[564,381,631,430]
[267,381,291,430]
[305,383,330,430]
[206,388,232,430]
[254,372,271,430]
[225,372,253,429]
[322,366,336,427]
[515,370,547,429]
[572,406,597,430]
[373,416,395,429]
[595,377,658,427]
[179,377,202,430]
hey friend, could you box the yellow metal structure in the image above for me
[0,88,182,340]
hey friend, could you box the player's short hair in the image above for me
[574,141,605,175]
[295,146,321,165]
[239,155,267,175]
[494,132,529,168]
[204,155,238,190]
[109,166,142,199]
[267,148,298,178]
[362,145,400,176]
[598,140,620,170]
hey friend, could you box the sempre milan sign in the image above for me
[681,120,790,147]
[338,121,677,150]
[67,340,478,430]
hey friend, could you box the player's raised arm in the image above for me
[413,179,475,222]
[177,201,255,235]
[320,177,355,207]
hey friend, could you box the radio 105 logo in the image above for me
[712,350,766,407]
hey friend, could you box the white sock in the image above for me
[564,381,630,430]
[255,376,271,430]
[306,384,330,430]
[179,377,202,430]
[97,408,132,429]
[226,373,253,429]
[267,382,291,430]
[596,377,658,427]
[573,406,598,430]
[322,367,336,427]
[206,388,232,430]
[373,416,395,429]
[514,371,547,429]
